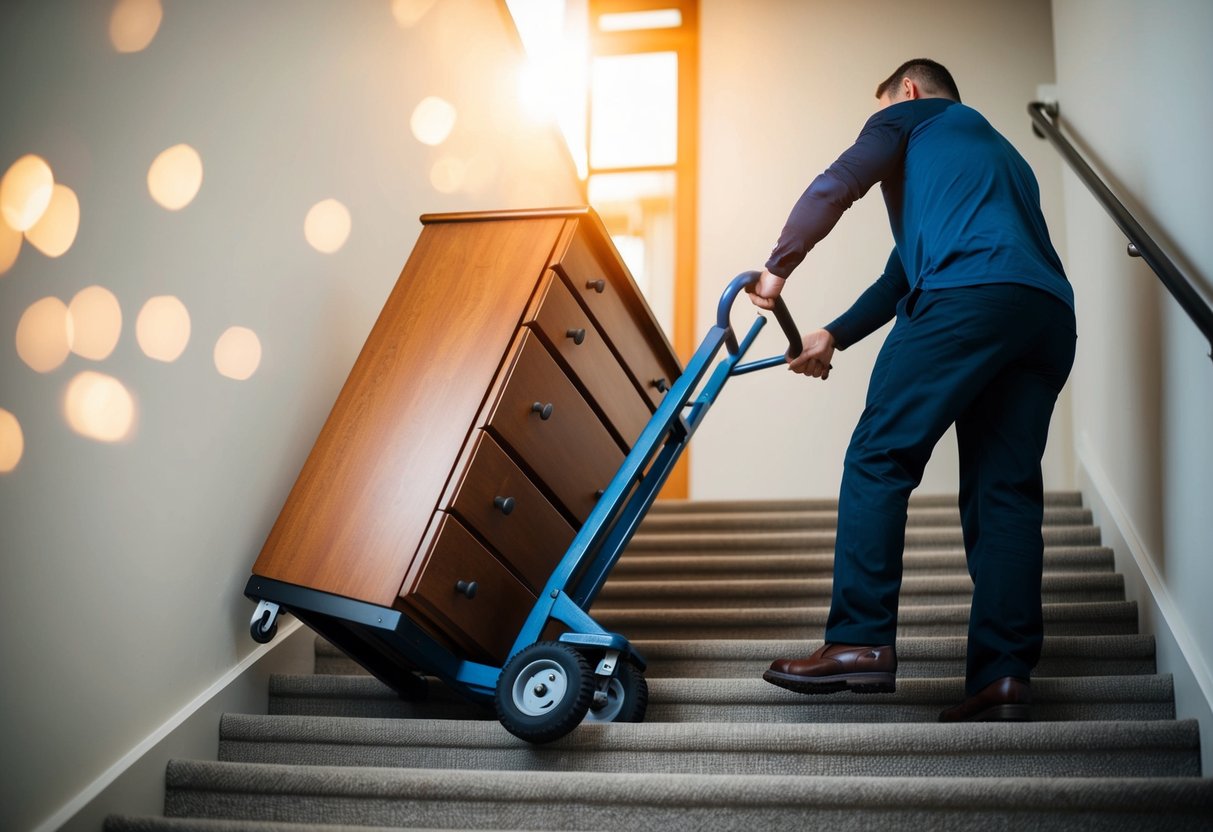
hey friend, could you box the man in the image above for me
[747,59,1076,722]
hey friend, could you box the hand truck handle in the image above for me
[717,270,803,358]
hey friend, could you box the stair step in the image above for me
[153,762,1213,831]
[611,546,1116,579]
[633,634,1157,678]
[625,525,1101,552]
[593,572,1125,609]
[213,717,1201,778]
[313,634,1157,679]
[267,673,1174,723]
[648,491,1085,513]
[106,819,421,832]
[593,600,1139,639]
[638,506,1092,532]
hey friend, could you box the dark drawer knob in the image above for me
[455,580,478,599]
[586,279,606,294]
[594,489,605,500]
[493,496,516,515]
[652,377,669,393]
[566,328,586,345]
[531,402,554,420]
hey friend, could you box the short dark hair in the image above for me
[876,59,961,102]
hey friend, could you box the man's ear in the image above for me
[902,76,921,100]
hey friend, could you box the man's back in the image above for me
[883,101,1072,306]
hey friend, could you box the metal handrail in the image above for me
[1028,101,1213,362]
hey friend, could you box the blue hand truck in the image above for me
[245,270,803,743]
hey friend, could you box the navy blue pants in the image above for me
[824,283,1076,695]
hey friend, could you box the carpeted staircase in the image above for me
[106,492,1213,830]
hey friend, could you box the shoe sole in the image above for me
[762,669,896,695]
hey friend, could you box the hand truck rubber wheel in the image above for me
[495,641,593,743]
[584,660,648,724]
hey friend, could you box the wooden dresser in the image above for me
[250,208,681,664]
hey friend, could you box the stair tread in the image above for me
[211,716,1202,779]
[168,760,1211,799]
[270,673,1173,704]
[648,491,1085,513]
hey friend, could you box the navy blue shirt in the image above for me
[765,99,1072,349]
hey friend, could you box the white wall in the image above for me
[693,0,1070,500]
[1051,0,1213,771]
[0,2,580,829]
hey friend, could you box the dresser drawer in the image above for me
[553,227,681,409]
[402,513,535,663]
[485,329,624,524]
[528,271,653,449]
[447,431,575,593]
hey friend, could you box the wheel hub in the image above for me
[512,659,568,715]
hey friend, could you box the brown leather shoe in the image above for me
[762,643,896,694]
[938,676,1031,722]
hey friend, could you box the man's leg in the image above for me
[955,294,1076,697]
[766,285,1038,695]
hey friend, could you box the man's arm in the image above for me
[824,248,909,350]
[763,112,907,279]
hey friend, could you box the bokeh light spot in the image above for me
[16,296,72,373]
[64,371,136,443]
[25,183,80,258]
[0,409,23,473]
[68,286,123,361]
[214,326,262,381]
[410,97,457,146]
[110,0,163,54]
[147,144,203,210]
[304,199,351,254]
[430,156,466,194]
[0,215,21,275]
[1,154,54,231]
[136,295,190,362]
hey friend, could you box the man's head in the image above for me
[875,59,961,109]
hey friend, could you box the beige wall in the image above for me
[693,0,1069,500]
[1051,0,1213,772]
[0,2,580,829]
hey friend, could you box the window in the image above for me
[507,0,698,497]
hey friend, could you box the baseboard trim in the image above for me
[38,618,312,832]
[1077,431,1213,749]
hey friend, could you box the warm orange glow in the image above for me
[1,154,55,231]
[506,0,589,178]
[136,295,190,362]
[64,371,136,443]
[68,286,123,361]
[430,156,465,194]
[214,326,262,380]
[0,215,21,275]
[390,0,437,27]
[110,0,163,53]
[304,199,351,253]
[0,408,23,473]
[16,297,72,373]
[410,97,457,146]
[147,144,203,210]
[25,184,80,258]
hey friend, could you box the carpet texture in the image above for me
[106,492,1213,830]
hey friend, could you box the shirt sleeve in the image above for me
[824,248,909,350]
[764,110,908,278]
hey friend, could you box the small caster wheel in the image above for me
[495,641,593,743]
[249,601,279,644]
[585,661,648,724]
